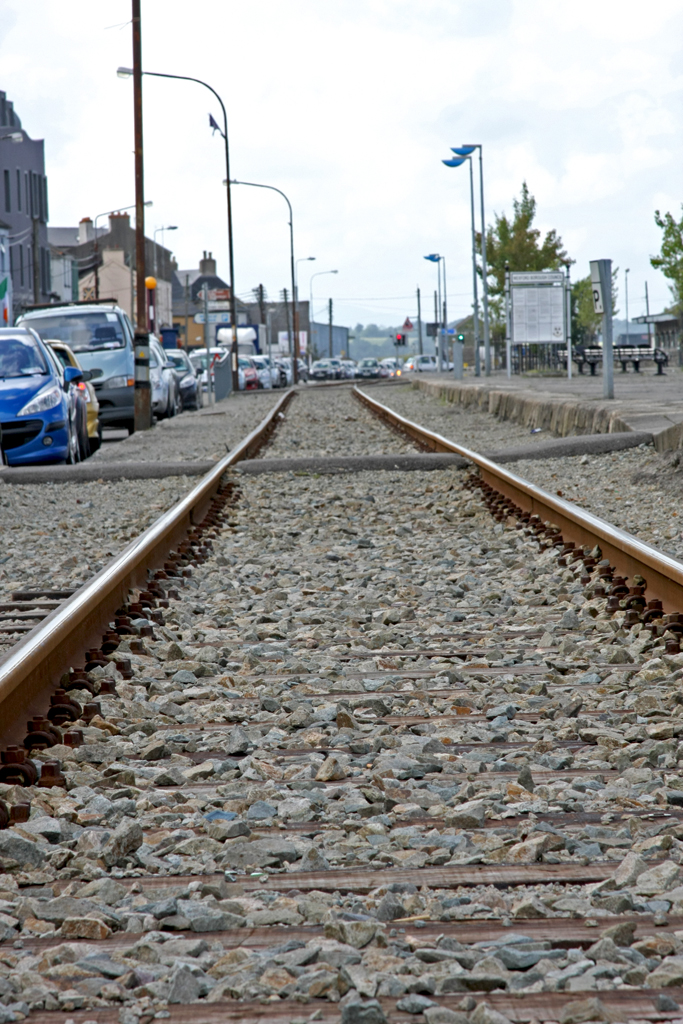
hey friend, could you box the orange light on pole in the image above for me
[145,276,157,334]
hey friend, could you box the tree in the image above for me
[477,182,569,336]
[651,206,683,310]
[571,268,619,345]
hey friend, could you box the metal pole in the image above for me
[476,145,492,376]
[143,71,238,393]
[184,273,189,353]
[442,257,448,369]
[645,280,652,347]
[505,266,512,379]
[467,157,481,377]
[132,0,150,431]
[433,290,438,362]
[328,298,333,357]
[625,268,630,347]
[282,287,292,364]
[599,259,614,399]
[417,286,423,355]
[565,263,572,380]
[438,260,444,372]
[203,285,213,405]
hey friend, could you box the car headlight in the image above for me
[18,384,63,417]
[106,375,134,389]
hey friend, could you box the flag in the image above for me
[0,277,9,324]
[209,113,222,135]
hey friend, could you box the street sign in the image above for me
[403,317,413,331]
[589,261,604,314]
[511,285,565,343]
[510,271,565,285]
[194,312,231,324]
[426,322,437,337]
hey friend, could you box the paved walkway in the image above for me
[414,365,683,450]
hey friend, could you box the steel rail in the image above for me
[354,385,683,611]
[0,389,294,747]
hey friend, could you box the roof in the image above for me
[48,227,80,248]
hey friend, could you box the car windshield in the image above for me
[0,336,49,378]
[360,359,377,367]
[26,311,125,352]
[166,352,190,371]
[238,356,253,368]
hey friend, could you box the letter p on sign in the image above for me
[590,260,605,315]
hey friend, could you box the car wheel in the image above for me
[127,420,135,435]
[65,420,80,464]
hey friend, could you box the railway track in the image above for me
[0,384,682,1024]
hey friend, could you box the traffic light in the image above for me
[457,333,465,342]
[395,333,407,345]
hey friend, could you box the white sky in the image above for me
[3,0,682,327]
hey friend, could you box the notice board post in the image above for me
[590,259,614,400]
[506,270,568,376]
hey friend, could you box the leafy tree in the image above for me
[476,182,569,337]
[571,269,618,345]
[651,207,683,310]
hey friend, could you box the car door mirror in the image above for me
[63,365,83,386]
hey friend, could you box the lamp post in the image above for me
[442,154,481,377]
[423,254,445,371]
[117,64,239,393]
[231,179,299,382]
[153,225,177,278]
[450,145,491,375]
[310,270,338,358]
[93,200,152,302]
[625,268,630,347]
[296,256,315,362]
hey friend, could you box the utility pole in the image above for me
[328,298,333,357]
[433,290,438,361]
[32,218,40,304]
[203,285,213,404]
[132,0,150,431]
[645,280,652,347]
[184,273,190,353]
[282,287,292,365]
[417,287,423,355]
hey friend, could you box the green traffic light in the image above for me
[457,333,465,342]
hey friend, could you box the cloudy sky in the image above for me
[2,0,682,327]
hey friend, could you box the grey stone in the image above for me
[172,669,198,685]
[219,837,298,869]
[560,997,609,1024]
[167,964,202,1003]
[0,831,44,868]
[141,738,169,761]
[397,994,435,1013]
[560,608,581,629]
[516,766,534,792]
[375,893,406,922]
[246,800,277,820]
[424,1010,469,1024]
[341,999,388,1024]
[470,1003,514,1024]
[101,820,143,866]
[226,726,250,755]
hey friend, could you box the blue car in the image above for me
[0,327,82,465]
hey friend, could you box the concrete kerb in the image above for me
[413,378,683,451]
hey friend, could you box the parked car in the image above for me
[149,337,180,419]
[250,355,273,389]
[237,355,259,390]
[340,359,356,378]
[402,354,437,373]
[380,357,402,378]
[310,359,337,381]
[164,349,201,410]
[0,327,83,465]
[357,357,381,378]
[274,357,292,386]
[47,340,101,457]
[189,347,231,394]
[252,355,282,388]
[17,303,136,434]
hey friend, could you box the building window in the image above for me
[3,169,10,213]
[19,244,23,286]
[16,169,20,211]
[42,176,48,222]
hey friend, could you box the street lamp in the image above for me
[117,64,239,393]
[93,200,152,300]
[423,254,447,372]
[153,225,177,278]
[443,154,482,377]
[451,145,491,375]
[310,270,338,358]
[231,179,300,382]
[0,131,23,144]
[624,268,630,347]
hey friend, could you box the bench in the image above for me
[573,345,669,376]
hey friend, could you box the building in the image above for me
[309,320,348,358]
[48,213,175,328]
[241,290,311,356]
[0,90,51,317]
[634,312,681,352]
[172,252,248,348]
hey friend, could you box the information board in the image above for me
[512,285,565,344]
